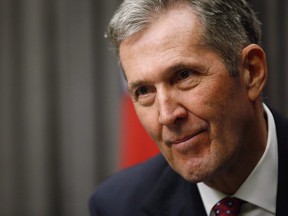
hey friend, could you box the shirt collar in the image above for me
[197,104,278,215]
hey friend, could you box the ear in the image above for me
[241,44,267,101]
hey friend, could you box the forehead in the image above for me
[119,6,208,82]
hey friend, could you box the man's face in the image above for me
[119,6,256,183]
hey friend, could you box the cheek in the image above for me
[135,106,162,142]
[198,87,249,153]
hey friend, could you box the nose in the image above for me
[157,90,187,126]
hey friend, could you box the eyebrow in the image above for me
[127,62,206,93]
[167,63,190,72]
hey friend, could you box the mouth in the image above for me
[169,129,205,144]
[167,129,208,154]
[173,134,200,144]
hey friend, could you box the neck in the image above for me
[205,103,268,195]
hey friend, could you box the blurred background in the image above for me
[0,0,287,215]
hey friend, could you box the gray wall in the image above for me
[0,0,287,216]
[0,0,120,215]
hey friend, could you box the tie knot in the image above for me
[212,197,245,216]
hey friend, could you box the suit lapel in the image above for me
[274,112,288,216]
[142,166,206,216]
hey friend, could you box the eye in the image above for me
[173,68,201,89]
[133,85,156,106]
[176,69,194,81]
[135,86,149,96]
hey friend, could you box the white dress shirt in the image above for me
[197,104,278,216]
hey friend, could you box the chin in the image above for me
[171,157,218,183]
[179,170,211,183]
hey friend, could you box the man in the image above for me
[89,0,288,215]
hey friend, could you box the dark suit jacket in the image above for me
[89,111,288,216]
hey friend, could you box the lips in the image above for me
[173,133,199,144]
[165,128,208,154]
[167,128,206,145]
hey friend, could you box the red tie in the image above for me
[212,197,245,216]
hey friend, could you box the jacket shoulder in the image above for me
[89,154,168,215]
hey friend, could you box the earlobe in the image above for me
[242,44,267,101]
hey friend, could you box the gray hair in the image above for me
[106,0,262,76]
